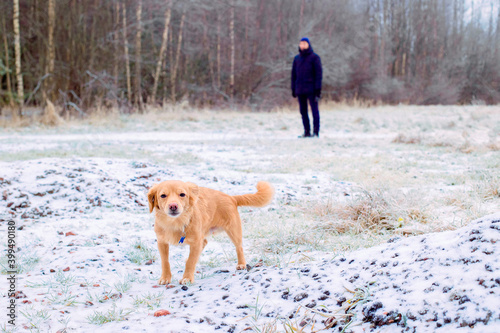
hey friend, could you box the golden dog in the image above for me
[148,180,274,285]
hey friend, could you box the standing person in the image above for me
[291,37,322,138]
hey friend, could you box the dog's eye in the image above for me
[180,193,186,197]
[160,194,167,198]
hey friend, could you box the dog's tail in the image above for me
[233,181,274,207]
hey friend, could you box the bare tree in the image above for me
[496,2,500,57]
[44,0,56,103]
[216,11,221,89]
[13,0,23,116]
[1,14,13,106]
[151,2,171,105]
[122,2,132,103]
[171,8,185,102]
[134,0,143,110]
[113,0,120,101]
[229,1,235,101]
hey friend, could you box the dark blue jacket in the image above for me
[291,45,322,95]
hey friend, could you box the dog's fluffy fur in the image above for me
[148,180,274,285]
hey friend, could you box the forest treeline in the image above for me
[1,0,499,115]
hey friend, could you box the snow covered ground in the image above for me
[0,105,499,332]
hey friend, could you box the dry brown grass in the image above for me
[0,115,31,128]
[444,196,474,210]
[308,188,431,235]
[40,100,64,126]
[392,133,422,144]
[486,142,500,151]
[321,97,382,110]
[392,131,499,153]
[474,174,500,199]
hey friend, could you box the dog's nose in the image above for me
[169,203,178,212]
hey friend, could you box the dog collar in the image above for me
[179,226,186,244]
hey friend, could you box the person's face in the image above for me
[299,41,309,51]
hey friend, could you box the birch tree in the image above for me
[13,0,23,116]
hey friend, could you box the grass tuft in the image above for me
[86,304,133,325]
[132,291,165,310]
[474,173,500,199]
[0,251,40,275]
[46,285,79,306]
[19,307,51,331]
[126,239,157,264]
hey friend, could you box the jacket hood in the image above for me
[299,37,313,56]
[300,37,311,46]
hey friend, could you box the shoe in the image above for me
[312,133,319,138]
[298,132,311,138]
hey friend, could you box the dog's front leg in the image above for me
[157,241,172,285]
[180,241,203,285]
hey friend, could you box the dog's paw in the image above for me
[179,276,194,285]
[236,264,246,270]
[158,276,172,285]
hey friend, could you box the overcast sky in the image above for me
[467,0,499,26]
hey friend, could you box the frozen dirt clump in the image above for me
[342,213,500,332]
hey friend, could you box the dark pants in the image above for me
[298,94,320,135]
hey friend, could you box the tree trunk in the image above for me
[134,0,143,111]
[496,2,500,57]
[452,0,458,41]
[431,0,438,74]
[244,0,249,62]
[151,5,171,105]
[229,1,235,102]
[371,1,379,75]
[488,2,494,43]
[202,14,216,92]
[113,0,120,102]
[171,10,185,103]
[1,15,13,106]
[216,11,221,89]
[44,0,56,102]
[401,0,407,78]
[251,1,264,61]
[167,25,173,103]
[88,0,99,72]
[122,3,132,103]
[277,0,283,53]
[148,10,158,56]
[380,0,388,77]
[13,0,23,117]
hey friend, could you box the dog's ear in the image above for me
[186,182,199,205]
[147,184,160,213]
